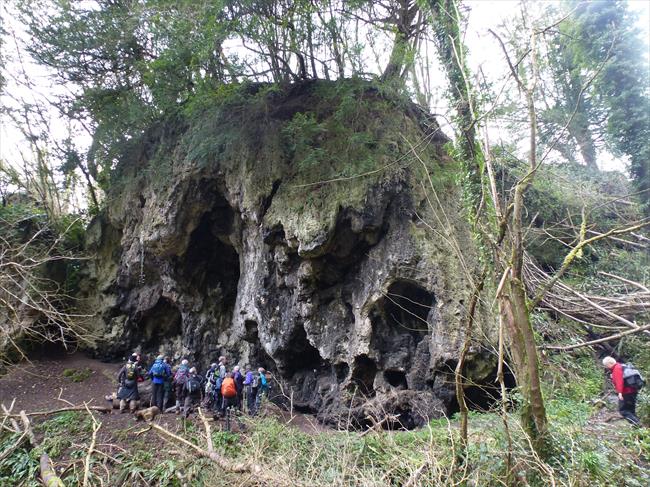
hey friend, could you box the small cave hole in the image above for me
[276,325,322,377]
[241,320,275,370]
[351,355,377,396]
[334,362,350,382]
[243,320,259,343]
[384,280,434,334]
[464,367,517,412]
[384,369,408,389]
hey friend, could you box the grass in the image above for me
[62,368,93,383]
[1,351,649,486]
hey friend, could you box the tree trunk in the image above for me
[381,1,418,83]
[499,277,549,453]
[569,112,598,169]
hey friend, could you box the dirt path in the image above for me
[0,350,326,434]
[0,350,120,413]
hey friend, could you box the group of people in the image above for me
[116,353,271,419]
[116,352,644,427]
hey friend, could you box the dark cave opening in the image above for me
[383,280,434,334]
[334,362,350,382]
[276,325,322,376]
[181,195,240,299]
[370,280,434,373]
[384,369,408,389]
[243,319,259,342]
[312,215,385,288]
[444,365,518,415]
[463,367,518,412]
[137,298,182,348]
[351,355,377,396]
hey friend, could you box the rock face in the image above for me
[81,81,497,428]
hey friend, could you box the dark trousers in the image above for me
[619,393,640,426]
[223,396,238,410]
[152,383,164,410]
[163,384,172,410]
[247,386,258,415]
[183,393,201,418]
[213,389,223,413]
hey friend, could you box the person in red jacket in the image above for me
[603,356,640,426]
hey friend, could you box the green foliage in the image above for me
[0,432,40,487]
[62,367,92,383]
[283,112,328,167]
[519,0,650,210]
[211,431,240,455]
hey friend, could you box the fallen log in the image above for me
[82,409,101,487]
[150,422,301,486]
[40,453,65,487]
[544,323,650,351]
[6,405,112,418]
[19,411,37,446]
[150,422,251,473]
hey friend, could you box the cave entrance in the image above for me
[351,355,377,396]
[384,369,408,389]
[464,367,517,412]
[242,319,274,370]
[182,197,240,299]
[312,214,385,289]
[444,363,517,415]
[137,298,182,348]
[370,280,434,380]
[383,280,434,335]
[275,325,322,376]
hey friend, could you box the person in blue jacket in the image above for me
[149,354,171,411]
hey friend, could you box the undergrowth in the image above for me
[1,353,648,486]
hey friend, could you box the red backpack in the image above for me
[221,377,237,398]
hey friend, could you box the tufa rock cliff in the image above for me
[81,81,501,428]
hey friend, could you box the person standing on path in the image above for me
[214,356,228,416]
[117,353,144,413]
[183,367,204,418]
[254,367,269,414]
[148,354,171,411]
[243,365,255,414]
[603,356,641,426]
[232,365,244,410]
[162,356,174,411]
[173,359,191,414]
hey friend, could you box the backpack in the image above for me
[623,364,646,390]
[151,361,166,378]
[174,365,190,384]
[251,374,259,388]
[221,378,237,398]
[185,375,202,395]
[213,369,224,389]
[125,362,137,381]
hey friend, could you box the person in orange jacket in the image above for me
[603,356,640,426]
[221,372,238,413]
